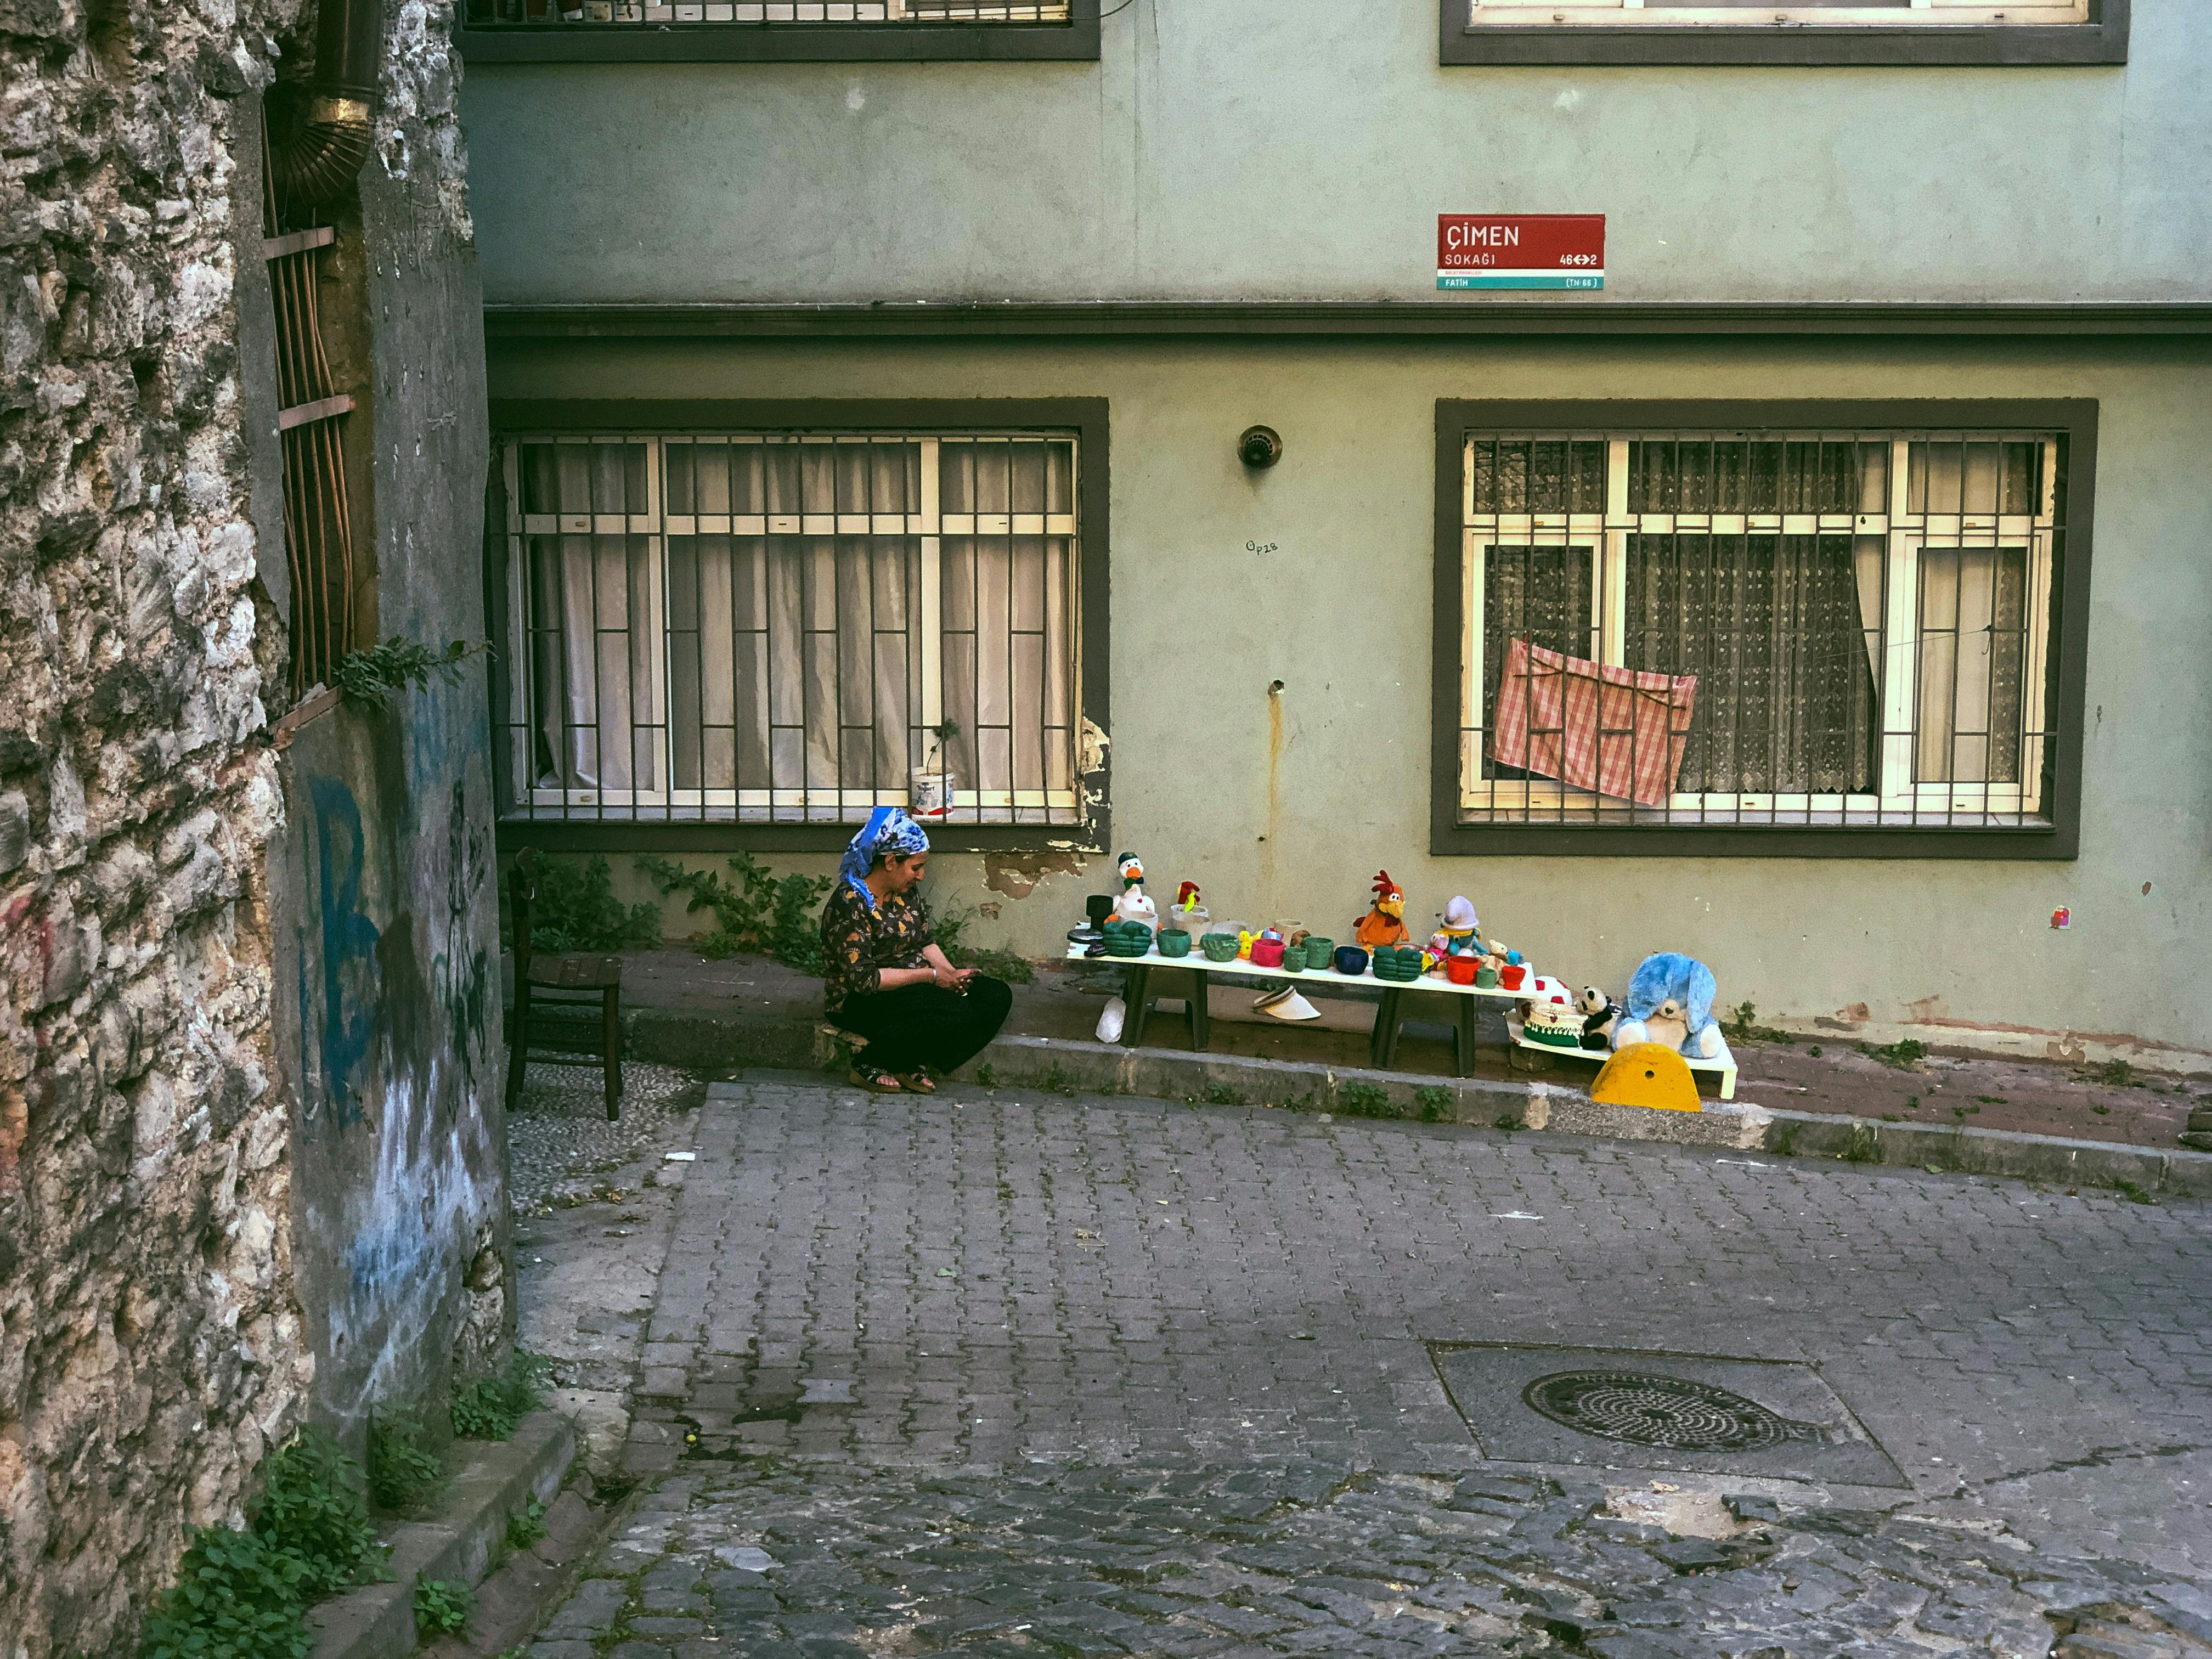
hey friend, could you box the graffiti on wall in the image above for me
[433,778,494,1096]
[292,710,506,1413]
[308,776,381,1127]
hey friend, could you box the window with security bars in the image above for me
[462,0,1066,22]
[1462,1,2089,25]
[499,431,1081,826]
[1458,430,2061,828]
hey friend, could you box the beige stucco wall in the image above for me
[460,0,2212,306]
[486,333,2212,1072]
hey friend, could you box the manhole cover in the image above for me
[1426,1344,1906,1486]
[1521,1369,1824,1451]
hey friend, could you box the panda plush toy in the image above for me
[1577,985,1621,1052]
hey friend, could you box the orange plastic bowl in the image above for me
[1444,954,1479,986]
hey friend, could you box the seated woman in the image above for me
[820,806,1013,1093]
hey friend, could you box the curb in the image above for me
[1760,1108,2211,1195]
[308,1411,577,1659]
[551,1000,2211,1199]
[888,1031,2212,1199]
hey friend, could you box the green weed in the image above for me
[1861,1038,1927,1069]
[2089,1058,2141,1087]
[1842,1125,1881,1164]
[367,1414,444,1516]
[505,1496,548,1550]
[254,1430,383,1598]
[1770,1125,1800,1158]
[452,1353,552,1442]
[2114,1178,2158,1205]
[1414,1086,1453,1123]
[1335,1082,1395,1119]
[138,1525,313,1659]
[512,853,660,953]
[413,1577,471,1638]
[975,1063,998,1088]
[636,853,833,973]
[1202,1082,1242,1106]
[1493,1113,1526,1133]
[331,636,486,708]
[2092,1104,2111,1115]
[1720,1000,1796,1045]
[137,1430,383,1659]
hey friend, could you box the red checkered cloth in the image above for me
[1488,637,1697,809]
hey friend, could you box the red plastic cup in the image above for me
[1499,963,1528,990]
[1445,954,1479,986]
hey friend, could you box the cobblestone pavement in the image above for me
[519,1073,2212,1657]
[509,1059,702,1216]
[532,1459,2212,1659]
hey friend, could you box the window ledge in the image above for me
[1440,6,2128,66]
[496,816,1104,855]
[461,7,1098,61]
[1432,820,2072,860]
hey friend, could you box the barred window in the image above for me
[1463,1,2089,26]
[1457,429,2062,830]
[497,430,1083,827]
[464,0,1067,23]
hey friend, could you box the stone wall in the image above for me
[0,1,496,1653]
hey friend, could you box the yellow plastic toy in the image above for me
[1590,1042,1702,1113]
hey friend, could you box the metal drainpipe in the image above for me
[273,0,384,205]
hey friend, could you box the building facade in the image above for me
[459,0,2208,1071]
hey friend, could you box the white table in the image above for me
[1067,943,1531,1075]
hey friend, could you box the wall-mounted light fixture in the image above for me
[1238,425,1283,469]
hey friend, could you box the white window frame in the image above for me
[1459,431,2057,827]
[504,430,1082,825]
[1464,1,2089,26]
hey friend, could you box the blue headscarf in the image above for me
[840,806,930,907]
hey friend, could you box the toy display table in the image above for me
[1504,1015,1740,1101]
[1067,944,1528,1076]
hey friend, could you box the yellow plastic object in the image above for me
[1590,1042,1702,1113]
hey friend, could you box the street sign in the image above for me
[1438,214,1605,291]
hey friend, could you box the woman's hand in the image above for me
[923,943,974,992]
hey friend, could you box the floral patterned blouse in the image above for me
[819,882,936,1015]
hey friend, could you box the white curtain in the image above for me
[522,441,663,794]
[667,534,918,794]
[524,435,1077,815]
[1915,547,2026,785]
[529,534,661,793]
[938,439,1076,800]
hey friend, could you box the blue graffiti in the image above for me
[309,777,382,1125]
[346,1221,435,1300]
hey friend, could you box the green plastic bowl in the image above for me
[1280,943,1307,972]
[1199,932,1240,963]
[1156,929,1192,958]
[1300,936,1333,965]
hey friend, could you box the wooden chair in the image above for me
[506,849,625,1120]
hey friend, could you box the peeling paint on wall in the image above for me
[983,849,1087,900]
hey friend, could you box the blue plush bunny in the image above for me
[1611,952,1724,1058]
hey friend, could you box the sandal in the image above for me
[849,1065,903,1093]
[895,1071,938,1094]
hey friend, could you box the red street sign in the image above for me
[1437,214,1605,291]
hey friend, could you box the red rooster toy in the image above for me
[1353,870,1412,950]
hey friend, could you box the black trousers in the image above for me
[832,976,1013,1076]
